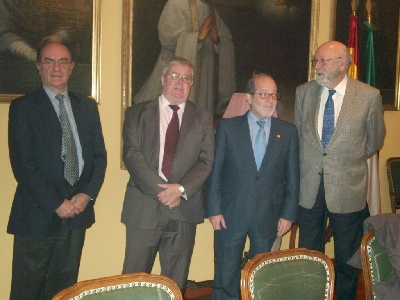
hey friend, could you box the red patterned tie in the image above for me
[162,105,180,179]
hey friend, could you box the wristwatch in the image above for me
[178,185,186,196]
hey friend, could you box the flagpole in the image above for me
[364,0,381,216]
[348,0,359,79]
[366,0,372,24]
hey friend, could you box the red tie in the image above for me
[162,105,180,179]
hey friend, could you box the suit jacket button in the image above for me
[256,176,260,180]
[323,153,327,156]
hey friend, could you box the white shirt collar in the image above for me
[159,94,186,112]
[325,75,348,97]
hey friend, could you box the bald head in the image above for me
[318,41,351,65]
[313,41,351,88]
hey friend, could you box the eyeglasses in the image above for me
[166,72,193,84]
[39,59,72,68]
[311,57,342,67]
[251,92,281,100]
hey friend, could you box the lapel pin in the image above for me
[277,134,281,138]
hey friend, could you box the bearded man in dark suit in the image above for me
[7,40,107,300]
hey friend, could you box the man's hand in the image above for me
[277,218,292,237]
[157,183,182,209]
[71,193,91,213]
[55,199,80,218]
[209,214,227,230]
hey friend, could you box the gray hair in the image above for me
[162,57,194,78]
[344,49,352,66]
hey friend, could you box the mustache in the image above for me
[315,70,330,87]
[316,70,327,76]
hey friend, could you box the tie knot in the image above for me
[169,105,180,112]
[328,89,336,97]
[256,120,266,129]
[56,94,64,102]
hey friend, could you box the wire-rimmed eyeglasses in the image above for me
[311,57,342,67]
[251,92,281,100]
[167,72,193,84]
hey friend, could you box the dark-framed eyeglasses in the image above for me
[251,92,281,100]
[311,57,342,67]
[39,59,72,68]
[166,72,193,84]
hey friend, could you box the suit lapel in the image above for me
[329,78,358,145]
[236,113,258,171]
[69,93,84,143]
[35,88,63,149]
[263,118,280,166]
[240,114,256,167]
[32,88,64,179]
[309,83,324,145]
[142,99,161,169]
[176,101,196,155]
[36,88,60,126]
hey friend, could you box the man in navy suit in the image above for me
[7,40,107,300]
[206,74,299,300]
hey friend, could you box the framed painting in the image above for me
[335,0,400,110]
[0,0,101,103]
[122,0,321,122]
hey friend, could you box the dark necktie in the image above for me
[321,89,336,148]
[56,94,79,185]
[162,105,180,179]
[254,120,267,170]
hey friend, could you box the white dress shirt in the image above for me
[158,95,186,181]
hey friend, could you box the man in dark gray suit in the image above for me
[295,41,386,300]
[7,40,107,300]
[206,74,299,300]
[121,57,214,292]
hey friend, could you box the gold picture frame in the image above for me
[121,0,133,113]
[0,0,101,103]
[121,0,320,111]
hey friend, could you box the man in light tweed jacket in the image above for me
[294,40,385,300]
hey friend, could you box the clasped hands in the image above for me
[198,14,219,44]
[55,193,91,218]
[157,183,182,209]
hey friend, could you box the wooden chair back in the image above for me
[241,248,335,300]
[52,272,183,300]
[361,230,393,300]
